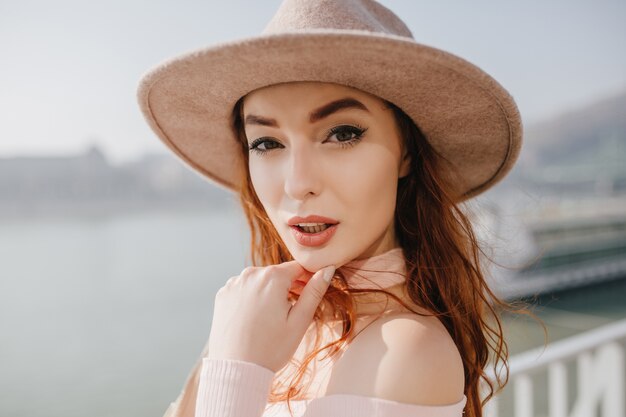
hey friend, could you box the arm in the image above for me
[192,358,466,417]
[194,358,275,417]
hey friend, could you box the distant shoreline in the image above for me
[0,200,233,222]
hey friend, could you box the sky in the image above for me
[1,0,625,165]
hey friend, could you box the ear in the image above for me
[398,147,411,179]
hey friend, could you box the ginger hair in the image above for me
[229,92,546,417]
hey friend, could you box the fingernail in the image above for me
[323,266,336,282]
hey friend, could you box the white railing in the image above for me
[482,317,626,417]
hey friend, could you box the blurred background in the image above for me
[1,1,624,416]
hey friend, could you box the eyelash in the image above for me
[247,124,368,156]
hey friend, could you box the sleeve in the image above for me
[300,394,467,417]
[194,358,276,417]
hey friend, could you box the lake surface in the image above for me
[1,207,624,417]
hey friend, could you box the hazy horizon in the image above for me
[1,0,625,165]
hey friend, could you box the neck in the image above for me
[321,246,421,320]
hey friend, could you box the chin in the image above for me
[288,246,347,273]
[289,252,326,273]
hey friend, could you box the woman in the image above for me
[137,1,543,416]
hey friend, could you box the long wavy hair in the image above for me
[229,90,546,417]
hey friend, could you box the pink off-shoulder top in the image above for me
[164,247,467,417]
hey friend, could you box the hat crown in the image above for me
[262,0,413,39]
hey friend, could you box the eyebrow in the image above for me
[244,97,370,128]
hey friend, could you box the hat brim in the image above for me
[137,29,522,201]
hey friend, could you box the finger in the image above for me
[270,260,310,283]
[289,279,307,296]
[287,265,335,331]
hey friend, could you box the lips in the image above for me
[287,214,339,226]
[290,223,338,247]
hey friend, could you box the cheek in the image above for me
[333,149,398,221]
[249,161,282,213]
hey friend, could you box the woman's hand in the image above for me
[206,261,336,373]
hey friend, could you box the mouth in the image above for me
[289,223,339,247]
[292,223,334,234]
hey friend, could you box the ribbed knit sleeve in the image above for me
[194,358,275,417]
[194,358,467,417]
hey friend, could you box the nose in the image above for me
[283,142,322,200]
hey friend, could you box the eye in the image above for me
[326,124,368,146]
[247,124,368,156]
[248,138,283,155]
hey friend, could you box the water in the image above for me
[502,278,626,356]
[0,207,251,417]
[1,208,624,417]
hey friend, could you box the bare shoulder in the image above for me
[324,312,465,406]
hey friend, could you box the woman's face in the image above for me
[242,81,410,272]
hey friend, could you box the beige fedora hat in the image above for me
[137,0,522,201]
